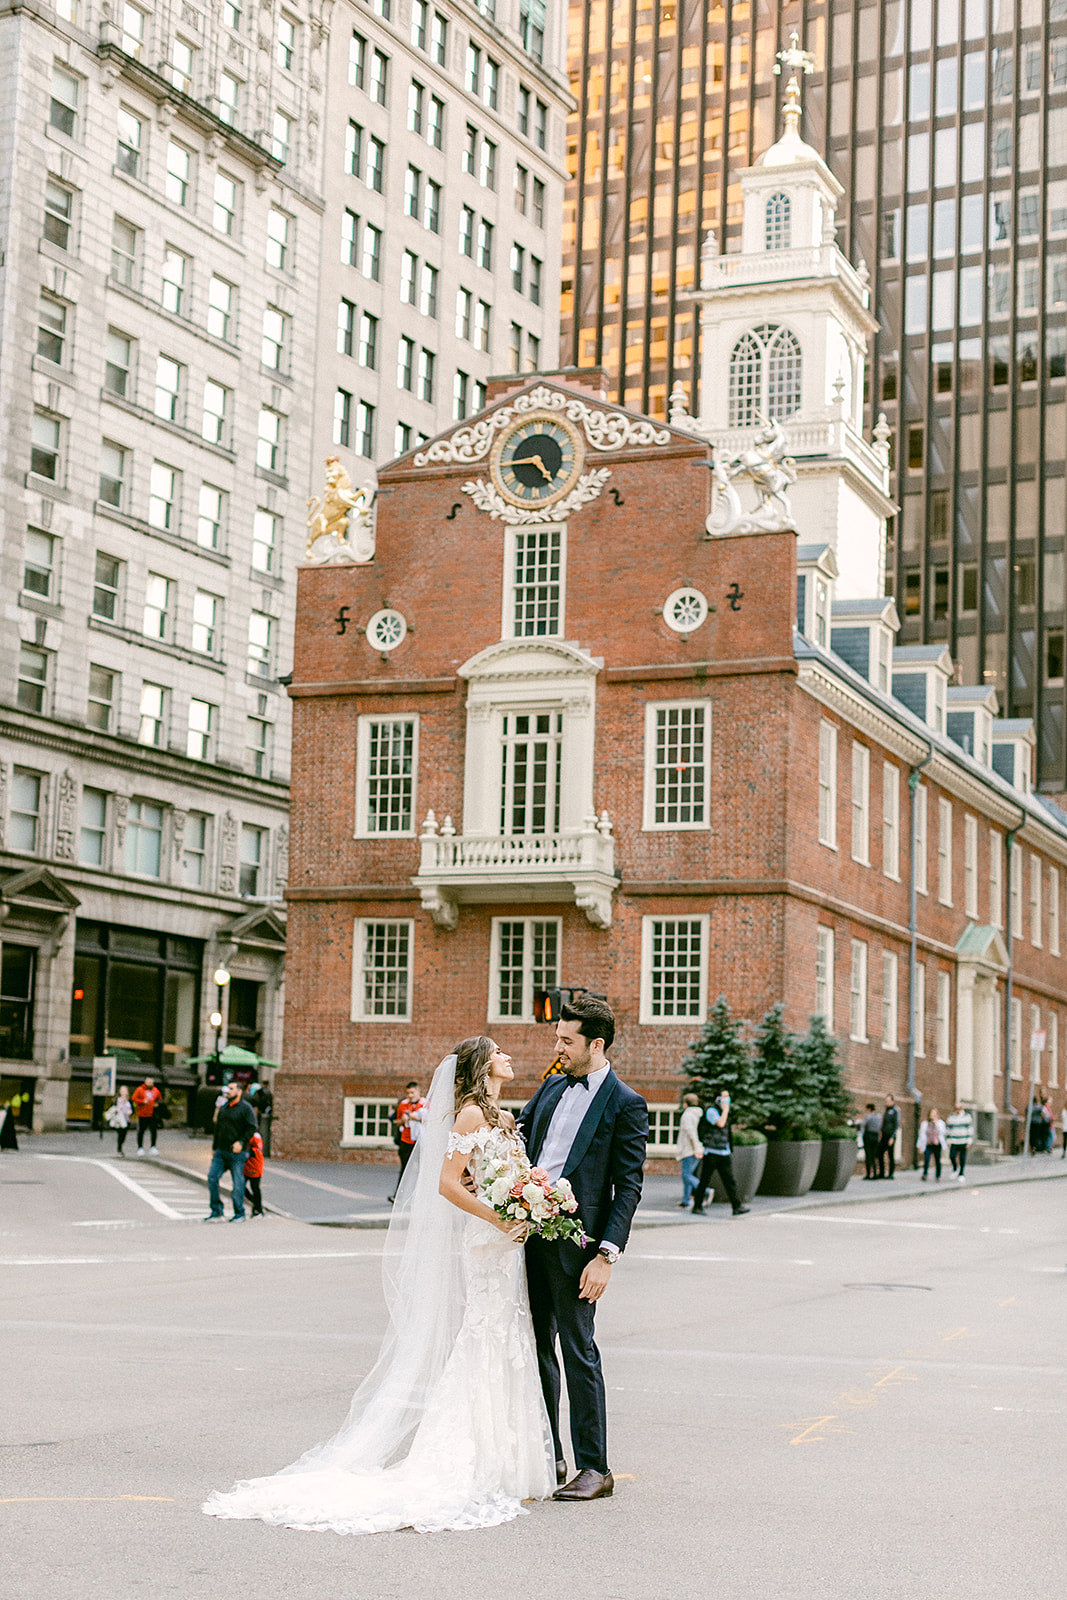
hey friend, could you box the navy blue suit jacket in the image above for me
[518,1069,648,1263]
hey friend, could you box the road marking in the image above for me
[260,1170,375,1202]
[1,1248,385,1266]
[0,1496,174,1505]
[635,1253,814,1265]
[35,1153,210,1220]
[767,1212,1018,1234]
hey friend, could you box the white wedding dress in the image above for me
[203,1065,555,1537]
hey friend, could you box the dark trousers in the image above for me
[863,1134,881,1178]
[526,1237,607,1474]
[136,1118,156,1149]
[922,1144,942,1179]
[692,1150,742,1211]
[391,1140,414,1195]
[116,1125,129,1155]
[246,1175,263,1214]
[878,1136,896,1178]
[949,1143,968,1176]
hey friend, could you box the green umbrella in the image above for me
[181,1044,279,1070]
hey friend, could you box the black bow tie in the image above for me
[563,1073,590,1090]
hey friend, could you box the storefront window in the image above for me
[69,923,201,1076]
[0,945,36,1060]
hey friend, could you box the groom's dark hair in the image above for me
[560,994,615,1051]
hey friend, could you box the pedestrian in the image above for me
[675,1092,703,1208]
[1027,1097,1045,1154]
[691,1089,750,1216]
[878,1094,901,1179]
[204,1081,258,1222]
[0,1101,19,1152]
[945,1101,973,1182]
[132,1075,163,1153]
[388,1080,424,1202]
[244,1130,265,1217]
[918,1106,947,1180]
[104,1085,134,1156]
[861,1102,882,1179]
[1041,1096,1054,1154]
[1061,1103,1067,1159]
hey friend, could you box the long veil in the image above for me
[277,1054,464,1477]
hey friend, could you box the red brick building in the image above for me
[276,97,1067,1163]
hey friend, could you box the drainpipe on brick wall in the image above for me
[1003,811,1026,1148]
[906,741,935,1148]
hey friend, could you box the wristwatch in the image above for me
[597,1242,619,1265]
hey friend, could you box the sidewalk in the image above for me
[23,1126,1067,1227]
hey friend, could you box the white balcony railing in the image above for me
[413,812,618,929]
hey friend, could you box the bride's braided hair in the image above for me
[454,1035,508,1130]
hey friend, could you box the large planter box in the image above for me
[708,1141,767,1204]
[757,1138,822,1197]
[810,1138,858,1192]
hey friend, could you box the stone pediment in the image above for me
[220,906,287,949]
[955,924,1008,972]
[458,637,603,687]
[0,867,80,911]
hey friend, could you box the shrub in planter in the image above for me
[681,996,766,1128]
[752,1005,820,1141]
[811,1125,860,1192]
[758,1128,822,1196]
[707,1126,767,1204]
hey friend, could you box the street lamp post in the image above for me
[211,967,230,1084]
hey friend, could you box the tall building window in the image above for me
[266,208,290,270]
[213,173,238,235]
[491,916,559,1021]
[239,824,267,896]
[87,665,117,732]
[37,292,67,365]
[252,509,277,573]
[882,762,900,880]
[207,276,235,342]
[142,572,172,639]
[851,742,870,864]
[640,916,707,1024]
[191,591,219,655]
[154,355,182,421]
[519,0,545,61]
[818,721,837,847]
[815,927,834,1028]
[349,29,365,86]
[246,715,271,779]
[80,787,108,866]
[1030,853,1043,946]
[92,553,121,621]
[728,323,803,426]
[937,971,953,1066]
[17,646,49,712]
[201,381,229,445]
[500,711,562,835]
[964,814,979,918]
[262,306,287,369]
[125,799,163,877]
[161,246,188,314]
[256,409,283,473]
[98,441,126,508]
[881,950,898,1050]
[356,717,417,834]
[197,484,225,550]
[356,401,375,457]
[765,191,791,250]
[352,919,413,1021]
[148,462,178,530]
[182,813,208,885]
[915,783,928,895]
[138,683,166,746]
[362,223,381,281]
[1050,866,1061,956]
[333,388,352,447]
[50,64,80,137]
[510,527,562,638]
[165,141,192,206]
[342,207,358,265]
[187,698,215,760]
[644,702,711,829]
[111,216,139,286]
[937,798,953,905]
[9,770,44,851]
[44,178,74,249]
[22,529,56,598]
[849,939,868,1042]
[31,411,61,481]
[247,612,273,676]
[912,962,926,1058]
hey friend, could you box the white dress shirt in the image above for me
[538,1062,611,1182]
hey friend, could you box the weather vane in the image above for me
[774,30,815,81]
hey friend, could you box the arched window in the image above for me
[728,324,803,426]
[765,191,791,251]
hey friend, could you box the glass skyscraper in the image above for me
[563,0,1067,790]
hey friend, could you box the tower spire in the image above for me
[774,30,815,142]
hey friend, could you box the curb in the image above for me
[150,1154,294,1222]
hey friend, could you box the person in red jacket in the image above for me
[131,1076,162,1154]
[244,1132,265,1218]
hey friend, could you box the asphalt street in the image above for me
[2,1147,1065,1600]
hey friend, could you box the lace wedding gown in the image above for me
[203,1124,555,1536]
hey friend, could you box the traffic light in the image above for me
[533,988,564,1024]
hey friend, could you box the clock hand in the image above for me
[521,454,553,482]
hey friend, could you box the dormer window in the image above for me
[728,323,802,426]
[765,191,791,251]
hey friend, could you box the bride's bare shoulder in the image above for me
[452,1102,490,1134]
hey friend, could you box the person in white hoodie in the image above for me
[918,1107,948,1181]
[945,1101,973,1182]
[675,1093,703,1209]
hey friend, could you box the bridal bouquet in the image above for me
[478,1150,588,1244]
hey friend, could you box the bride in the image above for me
[203,1037,555,1535]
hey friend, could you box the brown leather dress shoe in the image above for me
[556,1460,568,1486]
[553,1469,614,1501]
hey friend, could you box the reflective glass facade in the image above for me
[564,0,1067,788]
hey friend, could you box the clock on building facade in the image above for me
[489,415,585,508]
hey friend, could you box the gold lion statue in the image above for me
[305,456,374,562]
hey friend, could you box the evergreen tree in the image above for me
[752,1003,820,1138]
[680,995,763,1127]
[793,1014,852,1135]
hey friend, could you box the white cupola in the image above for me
[682,34,895,602]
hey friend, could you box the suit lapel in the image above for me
[527,1076,568,1164]
[562,1070,618,1179]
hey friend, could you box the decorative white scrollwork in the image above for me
[461,468,612,525]
[706,415,797,537]
[366,609,407,651]
[663,588,709,633]
[414,385,672,467]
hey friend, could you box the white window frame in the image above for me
[851,743,870,864]
[354,714,419,837]
[351,918,414,1022]
[642,701,712,832]
[882,762,900,880]
[502,523,567,641]
[849,939,868,1042]
[1050,866,1061,956]
[990,827,1003,927]
[1010,840,1023,938]
[936,969,952,1064]
[1010,995,1022,1079]
[937,796,953,905]
[815,926,834,1029]
[881,950,898,1050]
[964,813,978,918]
[488,915,561,1024]
[639,914,709,1025]
[341,1096,402,1148]
[818,720,838,848]
[1030,1002,1043,1085]
[1049,1010,1059,1088]
[915,782,928,895]
[1029,852,1043,946]
[912,960,926,1057]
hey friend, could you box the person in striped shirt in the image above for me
[945,1102,973,1182]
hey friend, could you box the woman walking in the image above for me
[104,1086,134,1157]
[675,1092,702,1208]
[918,1107,947,1181]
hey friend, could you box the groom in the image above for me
[518,994,647,1502]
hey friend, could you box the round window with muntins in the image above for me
[366,609,407,651]
[663,588,709,633]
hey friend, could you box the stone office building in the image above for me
[0,0,327,1126]
[275,86,1067,1162]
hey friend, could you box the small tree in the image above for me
[752,1003,820,1138]
[681,995,763,1127]
[793,1014,852,1135]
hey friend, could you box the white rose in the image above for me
[489,1177,513,1207]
